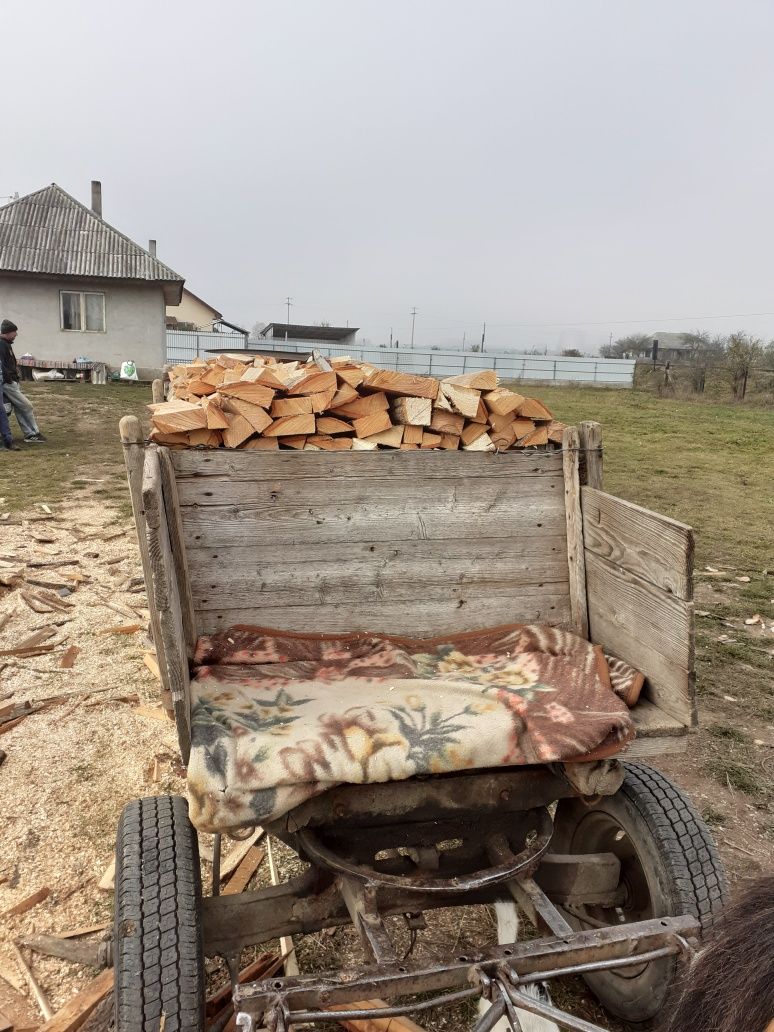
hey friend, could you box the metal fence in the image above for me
[166,331,635,386]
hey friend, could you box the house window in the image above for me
[60,291,105,332]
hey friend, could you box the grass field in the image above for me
[2,379,773,858]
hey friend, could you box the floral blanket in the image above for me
[186,624,642,833]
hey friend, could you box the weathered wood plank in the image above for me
[158,449,196,656]
[586,551,694,725]
[142,449,192,762]
[582,487,693,600]
[175,472,563,509]
[190,563,570,610]
[181,502,566,550]
[625,699,690,757]
[562,427,589,639]
[193,595,573,637]
[170,448,563,481]
[578,420,603,489]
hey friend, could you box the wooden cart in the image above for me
[115,416,725,1032]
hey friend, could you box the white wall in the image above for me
[0,276,166,378]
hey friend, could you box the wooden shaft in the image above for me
[562,426,589,640]
[578,420,603,490]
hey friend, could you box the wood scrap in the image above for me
[0,627,56,657]
[37,967,114,1032]
[1,886,51,917]
[95,624,141,636]
[97,860,115,893]
[60,645,80,669]
[221,846,265,895]
[52,923,111,940]
[332,1000,427,1031]
[391,397,432,426]
[11,946,52,1021]
[132,705,169,721]
[142,652,161,680]
[219,828,265,879]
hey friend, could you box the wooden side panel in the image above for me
[170,449,572,637]
[562,426,589,639]
[585,551,695,726]
[158,449,196,657]
[142,449,192,762]
[582,487,693,600]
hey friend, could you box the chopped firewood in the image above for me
[2,886,51,918]
[442,369,498,390]
[220,412,254,449]
[150,401,208,434]
[315,416,354,435]
[37,967,114,1032]
[201,397,230,430]
[400,443,419,449]
[519,426,549,446]
[402,425,424,445]
[460,422,488,446]
[281,435,307,449]
[462,431,495,451]
[220,398,273,434]
[518,397,553,420]
[97,860,115,893]
[60,646,80,669]
[308,388,337,413]
[483,387,525,416]
[222,845,265,895]
[363,369,439,400]
[306,436,352,451]
[186,378,217,397]
[200,365,227,387]
[429,409,464,436]
[286,370,337,396]
[330,383,360,407]
[433,389,453,413]
[391,397,432,426]
[438,433,460,450]
[270,396,313,417]
[351,438,378,450]
[439,382,480,418]
[19,591,54,614]
[363,426,404,448]
[336,367,366,387]
[420,431,442,449]
[331,392,389,418]
[488,416,517,451]
[217,382,275,407]
[547,420,567,443]
[240,366,286,389]
[241,437,279,450]
[184,428,218,447]
[353,411,392,439]
[95,624,141,635]
[511,418,536,438]
[264,414,316,437]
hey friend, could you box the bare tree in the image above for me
[600,334,651,359]
[725,332,763,399]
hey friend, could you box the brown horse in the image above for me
[664,875,774,1032]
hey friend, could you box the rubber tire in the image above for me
[114,795,205,1032]
[552,761,727,1029]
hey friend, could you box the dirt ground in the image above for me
[0,383,772,1032]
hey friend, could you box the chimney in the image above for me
[148,239,157,257]
[91,180,102,217]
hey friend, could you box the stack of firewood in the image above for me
[148,354,566,451]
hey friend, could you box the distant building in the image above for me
[647,333,695,363]
[0,181,183,378]
[166,288,222,331]
[258,323,358,348]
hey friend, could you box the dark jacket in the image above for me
[0,336,19,384]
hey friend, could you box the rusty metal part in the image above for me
[235,914,698,1018]
[294,808,553,894]
[502,978,607,1032]
[534,851,622,907]
[336,876,399,965]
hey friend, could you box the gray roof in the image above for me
[647,332,692,350]
[260,322,358,342]
[0,184,184,304]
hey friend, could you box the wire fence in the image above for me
[165,332,636,386]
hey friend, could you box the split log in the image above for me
[353,411,392,439]
[362,426,403,448]
[484,388,524,417]
[218,382,275,407]
[263,414,316,437]
[362,370,439,400]
[519,397,553,420]
[439,383,480,418]
[331,392,389,418]
[220,398,273,434]
[429,409,464,436]
[442,369,498,390]
[391,397,432,427]
[402,425,424,445]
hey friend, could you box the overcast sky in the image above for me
[4,0,774,353]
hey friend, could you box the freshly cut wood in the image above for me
[200,365,227,387]
[430,409,464,436]
[218,382,275,407]
[363,426,403,448]
[489,421,517,451]
[270,396,313,417]
[142,651,161,680]
[241,437,279,450]
[460,422,488,446]
[351,438,378,450]
[331,392,389,418]
[222,846,265,895]
[442,369,498,390]
[353,411,392,439]
[308,388,337,412]
[400,443,419,449]
[362,369,440,400]
[221,399,273,434]
[330,383,360,407]
[240,365,286,389]
[201,398,229,430]
[336,367,366,387]
[484,388,524,417]
[286,370,337,396]
[151,402,207,434]
[306,436,352,451]
[391,397,432,426]
[420,431,442,449]
[438,433,460,449]
[433,389,453,413]
[186,378,217,397]
[97,860,115,892]
[60,645,80,669]
[511,418,536,438]
[519,397,553,420]
[2,887,51,917]
[333,999,427,1032]
[439,383,480,418]
[187,428,221,447]
[264,414,316,437]
[148,430,190,446]
[37,967,114,1032]
[281,435,307,449]
[547,420,567,443]
[95,624,141,635]
[462,431,494,451]
[316,416,354,435]
[519,426,549,446]
[402,425,424,445]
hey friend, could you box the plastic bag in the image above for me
[120,360,138,380]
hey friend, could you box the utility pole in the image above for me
[285,296,293,342]
[410,307,418,350]
[481,321,486,353]
[389,327,393,349]
[462,330,466,352]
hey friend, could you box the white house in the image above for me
[0,181,184,378]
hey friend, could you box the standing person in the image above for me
[0,392,20,449]
[0,320,46,443]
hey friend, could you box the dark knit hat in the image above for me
[0,319,17,334]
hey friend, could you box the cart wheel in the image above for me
[552,761,726,1029]
[115,796,205,1032]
